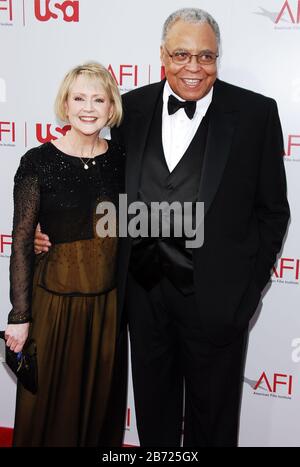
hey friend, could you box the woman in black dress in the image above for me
[4,63,127,447]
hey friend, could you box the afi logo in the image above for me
[0,121,15,143]
[285,135,300,157]
[0,234,12,255]
[108,65,139,87]
[34,0,79,22]
[0,0,13,21]
[275,0,300,23]
[254,372,293,395]
[273,258,300,281]
[36,123,71,143]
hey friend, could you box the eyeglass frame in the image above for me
[164,47,219,66]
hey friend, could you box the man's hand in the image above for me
[34,224,51,254]
[5,323,30,353]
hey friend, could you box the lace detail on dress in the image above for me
[8,152,40,324]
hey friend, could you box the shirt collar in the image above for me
[163,80,213,116]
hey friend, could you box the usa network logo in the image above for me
[25,121,71,146]
[34,0,79,22]
[0,0,79,27]
[254,0,300,29]
[34,122,71,144]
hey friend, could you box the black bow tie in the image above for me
[168,94,197,120]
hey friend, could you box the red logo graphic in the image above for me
[0,121,16,144]
[272,258,300,282]
[108,65,139,87]
[35,123,71,143]
[108,64,163,89]
[34,0,79,22]
[275,0,300,23]
[0,234,12,255]
[254,372,293,396]
[284,135,300,157]
[0,0,13,21]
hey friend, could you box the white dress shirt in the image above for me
[162,81,213,173]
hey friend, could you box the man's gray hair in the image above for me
[162,8,221,49]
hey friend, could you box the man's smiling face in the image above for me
[160,20,218,101]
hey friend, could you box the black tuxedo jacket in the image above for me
[112,79,290,344]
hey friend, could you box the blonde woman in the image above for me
[5,63,126,447]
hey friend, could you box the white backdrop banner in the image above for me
[0,0,299,447]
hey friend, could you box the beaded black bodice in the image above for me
[8,140,125,324]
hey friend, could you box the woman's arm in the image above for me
[5,152,40,352]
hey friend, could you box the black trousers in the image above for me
[126,273,248,447]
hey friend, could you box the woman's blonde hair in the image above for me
[55,62,123,127]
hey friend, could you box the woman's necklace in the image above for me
[79,141,97,170]
[80,157,96,170]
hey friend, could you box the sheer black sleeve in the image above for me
[8,152,40,324]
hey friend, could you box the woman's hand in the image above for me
[5,323,30,353]
[34,223,51,254]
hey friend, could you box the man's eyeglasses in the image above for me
[164,47,219,66]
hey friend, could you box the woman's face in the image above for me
[65,74,113,136]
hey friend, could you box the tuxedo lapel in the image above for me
[124,79,237,213]
[125,81,165,205]
[198,80,238,216]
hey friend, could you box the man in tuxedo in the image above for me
[35,8,289,447]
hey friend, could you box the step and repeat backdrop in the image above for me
[0,0,299,447]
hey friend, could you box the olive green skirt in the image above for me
[12,253,127,447]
